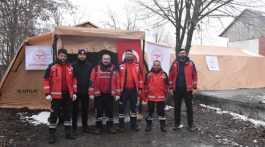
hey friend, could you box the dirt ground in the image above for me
[0,101,265,147]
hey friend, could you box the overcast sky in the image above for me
[67,0,231,47]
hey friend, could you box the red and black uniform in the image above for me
[169,58,197,128]
[118,61,144,130]
[43,62,77,134]
[89,63,119,130]
[72,60,92,131]
[144,68,168,131]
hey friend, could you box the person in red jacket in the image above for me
[145,60,168,132]
[118,49,144,132]
[89,53,119,134]
[169,49,198,132]
[43,49,77,144]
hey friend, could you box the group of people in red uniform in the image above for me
[43,48,197,144]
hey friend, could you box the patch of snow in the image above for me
[18,111,50,126]
[200,104,221,111]
[216,138,240,146]
[200,104,265,127]
[178,124,184,128]
[30,112,50,125]
[165,105,174,111]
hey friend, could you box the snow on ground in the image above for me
[165,105,174,111]
[200,104,265,127]
[18,111,50,126]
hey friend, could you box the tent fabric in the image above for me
[189,55,265,90]
[0,47,49,109]
[54,26,145,40]
[26,32,53,45]
[57,36,118,54]
[190,45,263,57]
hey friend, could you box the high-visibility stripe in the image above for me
[63,121,72,126]
[158,116,166,120]
[49,118,59,128]
[119,114,125,118]
[44,86,50,89]
[97,76,112,78]
[49,124,57,128]
[130,112,137,117]
[51,92,62,95]
[148,96,165,99]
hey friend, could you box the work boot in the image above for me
[173,124,183,131]
[118,118,125,133]
[82,126,90,134]
[48,128,56,144]
[65,126,75,140]
[160,120,167,132]
[145,119,152,132]
[106,121,116,134]
[130,117,140,132]
[93,121,103,135]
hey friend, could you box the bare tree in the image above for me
[103,7,140,31]
[0,0,73,70]
[51,1,75,27]
[137,0,265,53]
[103,6,173,45]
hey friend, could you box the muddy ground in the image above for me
[0,101,265,147]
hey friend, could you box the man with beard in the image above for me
[169,49,198,132]
[43,48,77,144]
[118,49,144,132]
[144,60,168,132]
[72,49,93,134]
[89,54,119,134]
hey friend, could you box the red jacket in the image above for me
[169,60,198,92]
[89,64,119,97]
[118,62,144,95]
[145,70,168,102]
[43,63,77,99]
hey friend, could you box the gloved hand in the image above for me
[72,94,77,101]
[46,95,52,102]
[90,95,95,100]
[115,96,120,101]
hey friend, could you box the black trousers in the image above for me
[72,93,89,130]
[146,101,165,120]
[118,88,138,119]
[95,94,114,122]
[174,90,193,127]
[49,93,73,130]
